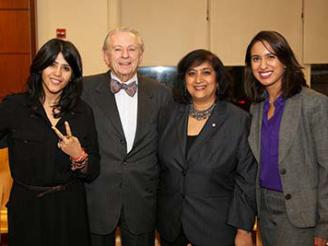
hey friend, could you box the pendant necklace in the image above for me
[189,103,216,121]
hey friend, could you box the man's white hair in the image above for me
[102,27,144,52]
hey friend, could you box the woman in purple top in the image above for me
[245,31,328,246]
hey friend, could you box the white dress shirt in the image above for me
[111,73,138,153]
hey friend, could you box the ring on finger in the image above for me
[57,142,61,148]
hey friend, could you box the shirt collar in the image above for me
[110,72,138,85]
[264,95,285,107]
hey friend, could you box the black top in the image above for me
[0,93,100,246]
[186,135,197,155]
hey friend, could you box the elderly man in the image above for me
[82,27,171,246]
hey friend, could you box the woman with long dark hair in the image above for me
[0,38,99,246]
[245,31,328,246]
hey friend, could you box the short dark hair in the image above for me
[173,49,232,104]
[244,31,306,102]
[27,38,83,117]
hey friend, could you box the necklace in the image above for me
[189,103,216,121]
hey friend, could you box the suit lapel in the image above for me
[279,93,302,163]
[132,77,154,148]
[94,73,125,138]
[176,104,188,161]
[249,102,264,163]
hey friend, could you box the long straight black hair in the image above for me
[27,38,83,117]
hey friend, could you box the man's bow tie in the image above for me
[110,79,137,97]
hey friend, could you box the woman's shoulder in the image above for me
[74,98,94,115]
[301,87,327,98]
[161,100,183,115]
[300,87,328,107]
[222,101,250,119]
[1,93,28,105]
[158,101,183,127]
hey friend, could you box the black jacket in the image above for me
[157,100,257,245]
[0,93,100,245]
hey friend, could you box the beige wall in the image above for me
[210,0,303,66]
[120,0,209,66]
[36,0,328,73]
[303,0,328,64]
[36,0,110,75]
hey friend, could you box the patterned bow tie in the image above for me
[110,79,137,97]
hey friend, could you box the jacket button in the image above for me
[123,161,127,166]
[285,194,292,200]
[280,169,286,175]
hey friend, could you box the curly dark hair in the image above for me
[173,49,232,104]
[27,38,83,117]
[244,31,306,102]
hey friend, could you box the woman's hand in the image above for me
[235,229,253,246]
[52,121,83,159]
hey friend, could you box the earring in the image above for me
[216,83,221,95]
[184,82,188,96]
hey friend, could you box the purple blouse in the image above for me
[259,96,285,192]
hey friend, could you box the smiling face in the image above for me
[250,41,285,94]
[185,61,217,106]
[41,52,72,100]
[103,31,143,82]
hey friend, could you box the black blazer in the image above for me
[157,100,257,245]
[82,71,172,234]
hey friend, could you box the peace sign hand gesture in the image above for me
[52,121,83,159]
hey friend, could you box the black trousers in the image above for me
[160,226,193,246]
[90,208,155,246]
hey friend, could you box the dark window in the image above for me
[311,64,328,96]
[139,66,250,111]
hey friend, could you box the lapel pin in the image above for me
[212,123,216,127]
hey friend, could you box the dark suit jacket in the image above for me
[82,71,171,234]
[157,100,257,245]
[249,87,328,237]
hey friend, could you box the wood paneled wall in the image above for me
[0,0,36,233]
[0,0,36,99]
